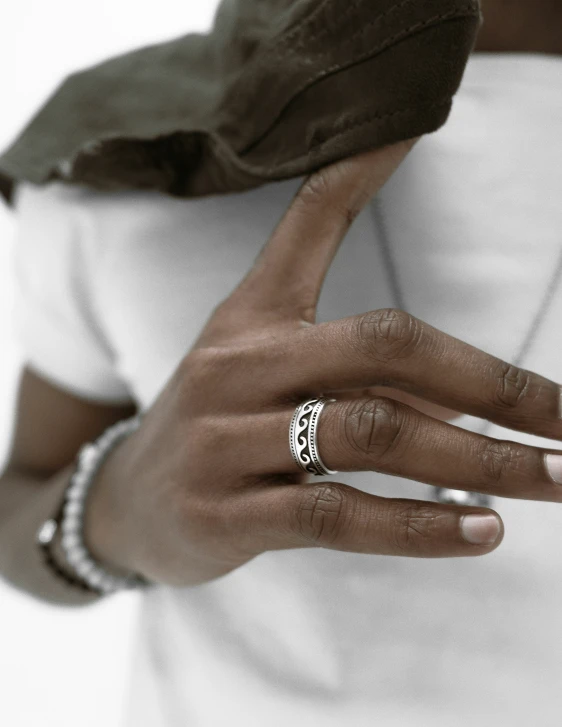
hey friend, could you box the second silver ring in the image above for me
[289,397,338,476]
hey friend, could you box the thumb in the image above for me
[221,137,420,328]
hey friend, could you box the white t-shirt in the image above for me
[12,53,562,726]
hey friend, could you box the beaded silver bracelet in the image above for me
[36,414,149,595]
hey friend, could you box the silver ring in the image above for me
[289,397,338,476]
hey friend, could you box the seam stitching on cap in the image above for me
[308,99,451,148]
[240,6,474,157]
[286,0,415,51]
[293,3,478,63]
[225,1,477,118]
[235,100,451,175]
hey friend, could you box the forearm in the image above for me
[0,465,100,606]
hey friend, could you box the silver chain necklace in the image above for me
[370,197,562,509]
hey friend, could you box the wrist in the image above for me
[82,431,141,579]
[46,414,149,594]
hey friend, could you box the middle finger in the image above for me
[256,396,562,502]
[265,308,562,443]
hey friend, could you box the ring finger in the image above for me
[258,396,562,502]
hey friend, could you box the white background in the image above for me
[0,2,218,725]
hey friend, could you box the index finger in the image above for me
[232,138,419,323]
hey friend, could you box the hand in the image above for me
[86,138,562,587]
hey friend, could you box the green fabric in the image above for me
[0,0,481,205]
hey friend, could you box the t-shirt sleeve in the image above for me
[11,182,133,404]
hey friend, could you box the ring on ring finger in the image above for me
[289,397,338,476]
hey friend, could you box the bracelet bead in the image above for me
[36,414,149,596]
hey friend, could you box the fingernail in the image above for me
[460,514,500,546]
[545,453,562,485]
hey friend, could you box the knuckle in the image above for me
[297,168,360,225]
[490,362,531,411]
[194,416,234,457]
[342,397,410,464]
[299,169,332,207]
[296,485,350,546]
[392,502,442,554]
[478,439,519,486]
[177,348,238,408]
[357,308,422,363]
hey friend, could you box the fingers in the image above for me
[266,308,562,442]
[244,482,504,557]
[228,139,418,324]
[254,397,562,502]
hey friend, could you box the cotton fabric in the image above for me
[11,52,562,725]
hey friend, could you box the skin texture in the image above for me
[1,3,561,603]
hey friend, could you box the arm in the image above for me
[0,366,135,606]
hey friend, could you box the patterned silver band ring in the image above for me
[289,397,338,476]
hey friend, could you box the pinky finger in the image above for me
[250,482,504,558]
